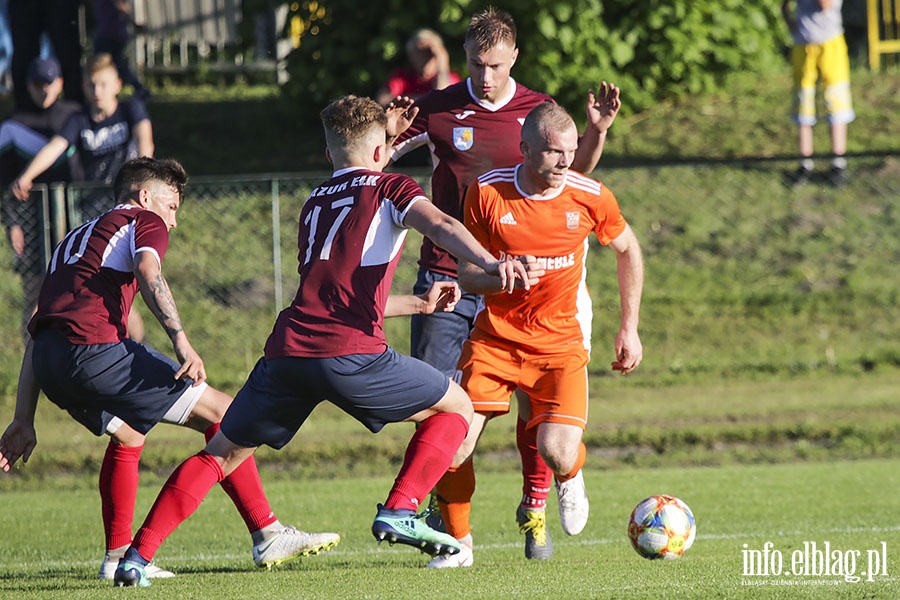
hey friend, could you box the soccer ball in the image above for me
[627,495,696,560]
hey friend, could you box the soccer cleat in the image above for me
[372,503,462,557]
[426,542,474,568]
[113,559,151,587]
[99,554,174,580]
[556,470,589,535]
[423,493,446,533]
[252,525,341,569]
[516,505,553,560]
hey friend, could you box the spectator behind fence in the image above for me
[376,28,460,106]
[8,0,85,110]
[1,56,81,337]
[781,0,855,187]
[93,0,150,101]
[12,52,154,221]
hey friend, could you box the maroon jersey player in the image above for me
[110,96,529,587]
[0,158,340,580]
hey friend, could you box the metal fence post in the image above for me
[49,183,67,250]
[271,177,283,313]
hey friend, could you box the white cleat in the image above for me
[98,554,174,580]
[252,525,341,569]
[556,470,589,535]
[426,543,474,569]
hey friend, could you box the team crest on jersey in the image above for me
[453,127,474,151]
[566,211,580,230]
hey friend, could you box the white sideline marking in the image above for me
[7,524,900,572]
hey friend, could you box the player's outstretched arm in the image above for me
[571,81,621,175]
[404,199,530,292]
[609,225,644,374]
[384,281,461,317]
[11,135,70,200]
[0,339,40,471]
[133,250,207,385]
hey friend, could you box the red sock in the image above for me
[99,441,143,550]
[385,412,468,512]
[516,417,551,510]
[204,423,277,532]
[131,451,224,561]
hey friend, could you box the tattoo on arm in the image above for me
[146,272,184,339]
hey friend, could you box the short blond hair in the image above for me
[86,52,119,77]
[521,102,575,146]
[320,95,387,152]
[465,6,517,53]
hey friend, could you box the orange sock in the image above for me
[435,459,475,540]
[555,442,586,483]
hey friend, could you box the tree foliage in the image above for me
[282,0,785,123]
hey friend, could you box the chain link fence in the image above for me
[1,155,898,393]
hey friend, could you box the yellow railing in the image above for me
[868,0,900,67]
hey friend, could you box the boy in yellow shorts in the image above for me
[782,0,855,186]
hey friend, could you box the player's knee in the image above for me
[190,386,233,426]
[438,379,474,424]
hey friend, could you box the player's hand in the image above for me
[10,225,24,256]
[611,328,643,374]
[516,255,544,290]
[385,96,419,139]
[11,178,32,201]
[490,254,535,293]
[586,82,621,134]
[172,337,207,386]
[420,281,461,314]
[0,418,37,472]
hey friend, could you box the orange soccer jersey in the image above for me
[463,165,627,356]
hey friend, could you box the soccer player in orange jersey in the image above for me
[390,7,621,565]
[434,101,644,567]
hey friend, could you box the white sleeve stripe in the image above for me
[135,246,162,267]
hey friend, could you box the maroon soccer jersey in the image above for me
[29,205,170,344]
[391,78,552,277]
[264,168,427,359]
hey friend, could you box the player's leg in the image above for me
[330,349,470,558]
[514,390,554,560]
[179,375,340,570]
[527,352,591,536]
[428,340,518,567]
[115,433,254,587]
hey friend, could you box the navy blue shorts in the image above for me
[220,348,451,449]
[409,268,481,380]
[32,329,193,436]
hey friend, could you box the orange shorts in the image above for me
[459,339,589,430]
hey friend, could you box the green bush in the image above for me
[282,0,786,119]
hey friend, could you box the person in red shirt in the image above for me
[109,96,529,587]
[376,28,461,106]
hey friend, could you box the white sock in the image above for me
[832,156,847,170]
[251,519,284,545]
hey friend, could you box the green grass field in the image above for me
[0,59,898,599]
[1,459,897,599]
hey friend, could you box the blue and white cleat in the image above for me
[372,503,461,557]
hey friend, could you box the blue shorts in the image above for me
[32,329,201,436]
[409,268,481,380]
[220,348,451,449]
